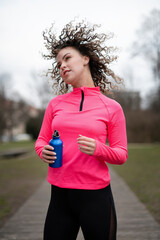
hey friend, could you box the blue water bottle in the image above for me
[49,130,63,168]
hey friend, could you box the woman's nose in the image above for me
[60,62,66,70]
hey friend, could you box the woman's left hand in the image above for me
[77,135,96,155]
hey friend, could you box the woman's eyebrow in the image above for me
[62,53,70,59]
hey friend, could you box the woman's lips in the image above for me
[64,70,71,76]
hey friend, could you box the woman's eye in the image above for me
[57,56,71,69]
[65,56,70,60]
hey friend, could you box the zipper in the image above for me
[79,90,84,111]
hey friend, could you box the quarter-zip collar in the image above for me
[72,86,100,111]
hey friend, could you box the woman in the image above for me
[35,20,127,240]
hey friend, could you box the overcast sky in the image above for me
[0,0,160,105]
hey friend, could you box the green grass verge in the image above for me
[0,141,47,228]
[111,143,160,224]
[0,197,11,219]
[0,140,34,151]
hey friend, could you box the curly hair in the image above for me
[42,20,123,95]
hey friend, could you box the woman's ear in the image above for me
[83,56,90,66]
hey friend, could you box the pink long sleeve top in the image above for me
[35,86,128,190]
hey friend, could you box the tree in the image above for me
[146,88,160,112]
[26,111,44,139]
[113,90,141,112]
[5,99,29,141]
[24,71,54,139]
[0,73,11,141]
[29,71,53,110]
[0,73,30,141]
[131,8,160,111]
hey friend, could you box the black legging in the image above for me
[44,184,117,240]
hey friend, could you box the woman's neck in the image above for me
[72,71,95,89]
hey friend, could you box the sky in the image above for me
[0,0,160,106]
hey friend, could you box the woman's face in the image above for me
[56,47,89,87]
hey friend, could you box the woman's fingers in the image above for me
[43,154,57,160]
[43,145,54,151]
[78,140,95,147]
[77,135,96,155]
[42,145,56,164]
[77,136,95,145]
[79,145,94,155]
[42,156,56,164]
[43,159,55,164]
[43,149,56,156]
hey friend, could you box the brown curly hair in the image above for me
[42,20,123,94]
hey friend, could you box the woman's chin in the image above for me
[63,78,76,87]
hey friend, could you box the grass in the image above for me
[111,143,160,224]
[0,197,10,219]
[0,140,34,151]
[0,141,47,228]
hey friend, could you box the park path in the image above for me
[0,168,160,240]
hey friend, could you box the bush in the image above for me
[26,112,44,140]
[126,110,160,143]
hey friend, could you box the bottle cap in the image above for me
[53,130,59,138]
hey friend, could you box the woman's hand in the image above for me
[42,145,57,164]
[77,135,96,155]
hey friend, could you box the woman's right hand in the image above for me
[42,145,57,164]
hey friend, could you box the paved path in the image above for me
[0,168,160,240]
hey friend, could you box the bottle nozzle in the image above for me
[53,130,59,138]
